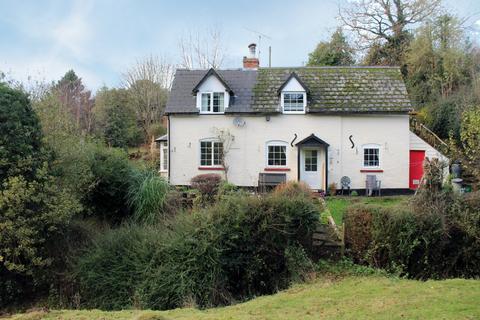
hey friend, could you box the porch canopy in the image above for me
[295,134,330,190]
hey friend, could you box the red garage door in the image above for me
[409,150,425,189]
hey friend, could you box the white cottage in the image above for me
[163,44,445,193]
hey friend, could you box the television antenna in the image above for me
[243,27,272,67]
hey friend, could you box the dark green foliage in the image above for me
[75,192,320,310]
[84,146,133,223]
[94,87,142,148]
[74,224,162,310]
[0,84,81,307]
[307,28,354,66]
[344,191,480,279]
[0,83,44,181]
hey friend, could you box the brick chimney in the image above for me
[243,43,259,69]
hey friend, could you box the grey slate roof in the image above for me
[165,69,257,114]
[165,66,412,115]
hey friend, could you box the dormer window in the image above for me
[201,92,225,113]
[282,92,306,113]
[277,72,309,114]
[193,69,233,115]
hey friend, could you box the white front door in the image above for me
[300,148,323,190]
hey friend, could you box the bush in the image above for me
[343,205,374,264]
[84,146,134,223]
[128,168,171,224]
[75,224,163,310]
[74,192,320,310]
[273,181,312,198]
[344,191,480,279]
[190,174,222,203]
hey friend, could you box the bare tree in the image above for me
[123,55,174,141]
[212,127,234,181]
[178,26,226,69]
[340,0,441,44]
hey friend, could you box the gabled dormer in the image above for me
[277,72,309,114]
[193,68,233,114]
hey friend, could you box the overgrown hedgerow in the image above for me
[74,188,320,310]
[344,191,480,279]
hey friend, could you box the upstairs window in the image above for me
[282,92,306,113]
[201,92,225,113]
[200,140,223,166]
[363,145,380,167]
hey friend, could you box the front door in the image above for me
[300,148,323,190]
[409,150,425,189]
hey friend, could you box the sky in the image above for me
[1,0,480,92]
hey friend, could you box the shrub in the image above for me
[344,192,480,279]
[190,174,222,202]
[74,224,163,310]
[273,181,312,198]
[84,146,134,223]
[75,192,320,310]
[343,205,374,264]
[0,165,81,307]
[128,168,171,224]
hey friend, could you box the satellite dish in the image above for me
[233,117,246,127]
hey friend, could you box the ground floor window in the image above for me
[363,144,380,167]
[160,142,168,172]
[267,141,287,167]
[200,140,223,166]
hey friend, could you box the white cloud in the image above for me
[50,0,94,61]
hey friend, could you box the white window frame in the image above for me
[281,91,306,114]
[362,144,381,169]
[199,92,226,114]
[199,139,223,167]
[159,142,168,172]
[265,140,288,168]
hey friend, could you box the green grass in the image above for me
[326,196,409,225]
[9,276,480,320]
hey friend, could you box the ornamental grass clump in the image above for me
[128,168,171,224]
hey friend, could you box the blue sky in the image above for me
[1,0,479,92]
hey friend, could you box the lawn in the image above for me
[326,196,409,225]
[9,276,480,320]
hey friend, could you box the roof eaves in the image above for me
[191,68,234,95]
[276,72,310,95]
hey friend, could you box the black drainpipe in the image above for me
[325,146,328,192]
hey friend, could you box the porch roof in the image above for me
[295,134,330,147]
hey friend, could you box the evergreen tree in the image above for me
[307,29,355,66]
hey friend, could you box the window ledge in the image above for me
[360,169,384,173]
[265,168,291,172]
[198,166,225,171]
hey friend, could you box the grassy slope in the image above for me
[326,196,409,225]
[11,276,480,320]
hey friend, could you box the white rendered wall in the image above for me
[168,114,410,189]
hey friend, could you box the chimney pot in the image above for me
[243,43,259,69]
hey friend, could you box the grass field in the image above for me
[9,275,480,320]
[326,196,409,225]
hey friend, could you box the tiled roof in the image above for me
[252,67,412,113]
[165,66,412,114]
[165,69,257,114]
